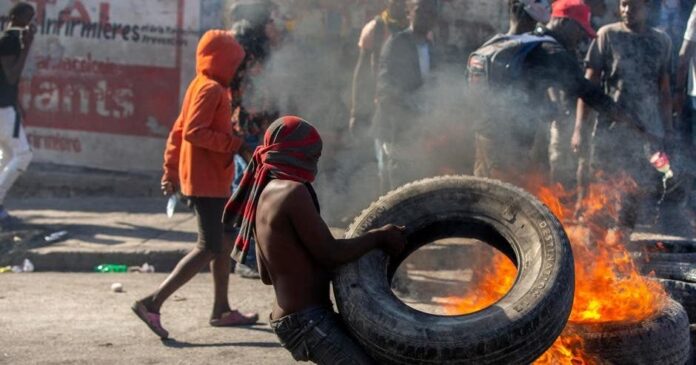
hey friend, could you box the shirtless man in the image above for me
[223,116,406,364]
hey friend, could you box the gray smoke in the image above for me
[248,2,694,234]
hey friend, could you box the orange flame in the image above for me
[534,333,600,365]
[442,173,668,363]
[442,252,517,315]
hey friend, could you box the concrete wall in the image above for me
[11,0,579,173]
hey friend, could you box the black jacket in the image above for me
[372,29,435,140]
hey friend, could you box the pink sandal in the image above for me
[131,301,169,339]
[210,310,259,327]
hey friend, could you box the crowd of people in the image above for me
[4,0,696,363]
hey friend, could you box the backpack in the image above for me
[467,34,558,87]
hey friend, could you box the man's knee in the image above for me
[9,148,32,172]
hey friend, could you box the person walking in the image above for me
[0,2,35,226]
[132,30,258,340]
[372,0,439,192]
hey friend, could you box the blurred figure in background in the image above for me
[674,3,696,217]
[229,0,280,279]
[676,2,696,144]
[372,0,439,192]
[574,0,676,237]
[350,0,408,138]
[507,0,552,35]
[0,2,35,227]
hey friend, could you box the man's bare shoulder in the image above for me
[261,180,311,209]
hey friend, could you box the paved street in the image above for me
[0,273,293,365]
[1,196,347,272]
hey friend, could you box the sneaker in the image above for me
[0,214,22,231]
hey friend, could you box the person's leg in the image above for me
[210,230,233,319]
[137,197,216,313]
[138,247,215,313]
[0,109,32,217]
[375,138,388,194]
[202,199,258,325]
[473,133,492,178]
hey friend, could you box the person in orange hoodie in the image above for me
[131,30,258,339]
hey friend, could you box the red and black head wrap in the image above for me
[223,116,322,263]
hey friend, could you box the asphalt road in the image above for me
[0,273,294,365]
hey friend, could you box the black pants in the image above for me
[188,197,227,254]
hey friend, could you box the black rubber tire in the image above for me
[565,299,691,365]
[642,252,696,264]
[333,176,575,365]
[689,324,696,365]
[641,262,696,283]
[628,240,696,254]
[657,279,696,324]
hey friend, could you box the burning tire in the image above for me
[334,176,575,364]
[641,262,696,284]
[656,279,696,323]
[565,299,691,365]
[690,324,696,362]
[642,252,696,263]
[629,240,696,254]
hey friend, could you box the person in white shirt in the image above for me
[0,2,35,226]
[675,5,696,145]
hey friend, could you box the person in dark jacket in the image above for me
[472,0,647,183]
[349,0,408,137]
[372,0,439,192]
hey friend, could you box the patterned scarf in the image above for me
[223,116,322,263]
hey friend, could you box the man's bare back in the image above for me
[255,179,406,320]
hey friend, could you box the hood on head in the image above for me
[196,30,246,85]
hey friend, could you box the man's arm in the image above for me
[659,71,674,136]
[0,26,35,85]
[161,113,184,195]
[350,48,374,134]
[184,83,242,153]
[572,68,600,153]
[287,184,405,269]
[576,78,657,142]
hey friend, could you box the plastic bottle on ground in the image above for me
[44,231,69,243]
[95,264,128,273]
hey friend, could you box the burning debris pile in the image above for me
[442,174,692,364]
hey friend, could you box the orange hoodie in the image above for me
[162,30,245,197]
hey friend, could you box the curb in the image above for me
[14,163,160,198]
[24,249,190,272]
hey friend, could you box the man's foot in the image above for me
[210,310,259,327]
[131,301,169,339]
[235,263,261,279]
[0,205,10,220]
[0,207,21,230]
